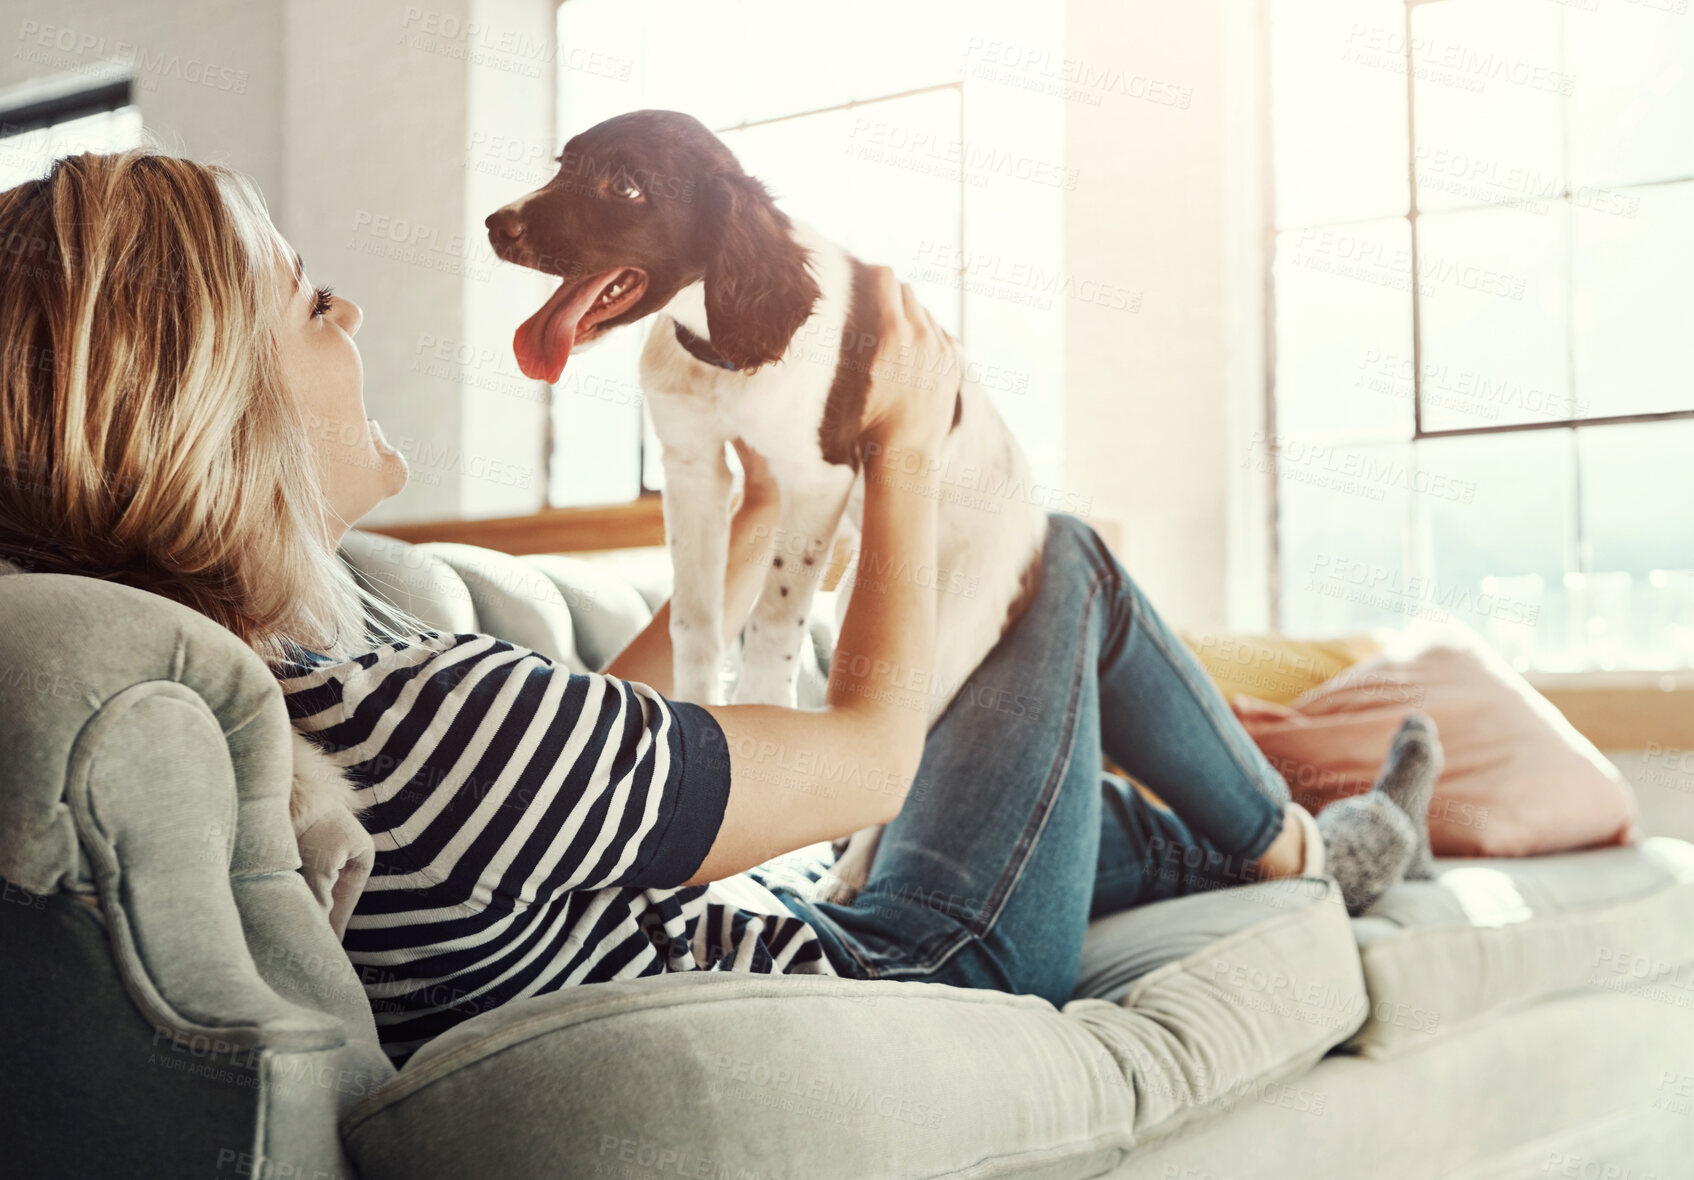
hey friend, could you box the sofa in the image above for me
[2,528,1692,1180]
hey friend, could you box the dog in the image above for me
[486,109,1047,902]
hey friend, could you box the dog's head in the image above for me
[487,109,820,380]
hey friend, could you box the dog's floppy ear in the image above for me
[702,171,820,371]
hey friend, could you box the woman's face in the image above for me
[272,247,408,537]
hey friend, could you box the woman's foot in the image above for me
[1315,794,1415,916]
[1304,714,1443,914]
[1270,794,1414,916]
[1372,714,1442,880]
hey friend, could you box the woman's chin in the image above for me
[381,446,410,495]
[367,418,410,493]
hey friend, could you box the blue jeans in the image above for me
[774,513,1291,1006]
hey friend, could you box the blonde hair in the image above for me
[0,149,401,661]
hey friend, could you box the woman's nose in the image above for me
[335,296,363,337]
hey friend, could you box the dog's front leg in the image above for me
[660,442,735,705]
[732,467,856,707]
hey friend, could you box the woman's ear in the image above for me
[702,172,821,371]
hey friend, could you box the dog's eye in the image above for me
[610,174,643,201]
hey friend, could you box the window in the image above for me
[1266,0,1694,672]
[0,77,142,191]
[548,0,1066,507]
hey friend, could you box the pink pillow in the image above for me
[1232,639,1637,858]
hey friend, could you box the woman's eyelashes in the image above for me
[310,284,335,319]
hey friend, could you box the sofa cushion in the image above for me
[1347,836,1694,1057]
[417,543,587,671]
[337,531,478,635]
[1235,638,1639,857]
[1180,630,1381,706]
[342,530,841,706]
[341,879,1364,1180]
[0,572,394,1180]
[1076,875,1338,1003]
[522,553,654,670]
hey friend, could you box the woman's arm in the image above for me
[599,440,781,695]
[283,277,958,901]
[685,272,959,884]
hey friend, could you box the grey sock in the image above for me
[1373,714,1443,881]
[1316,793,1416,917]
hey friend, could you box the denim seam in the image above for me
[873,572,1105,980]
[820,905,881,980]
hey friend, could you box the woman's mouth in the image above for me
[512,267,648,383]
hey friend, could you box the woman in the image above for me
[0,150,1437,1067]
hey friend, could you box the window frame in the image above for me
[0,76,132,141]
[1261,0,1694,671]
[625,79,971,495]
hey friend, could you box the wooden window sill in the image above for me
[366,505,1690,749]
[365,497,667,555]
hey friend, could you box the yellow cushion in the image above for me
[1180,631,1381,706]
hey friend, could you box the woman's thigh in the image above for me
[775,515,1284,1003]
[804,515,1111,1002]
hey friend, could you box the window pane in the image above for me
[853,0,966,98]
[0,105,143,191]
[1270,0,1410,227]
[556,0,656,131]
[1416,432,1573,671]
[724,91,965,329]
[1278,442,1412,636]
[1273,218,1414,440]
[958,74,1068,482]
[736,0,853,124]
[1410,0,1566,214]
[1571,179,1694,418]
[1578,421,1694,670]
[549,322,647,506]
[1566,0,1694,189]
[636,0,749,130]
[1416,202,1573,431]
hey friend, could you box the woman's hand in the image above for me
[857,268,961,459]
[687,273,954,884]
[622,273,962,886]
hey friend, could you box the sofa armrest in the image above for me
[0,573,394,1178]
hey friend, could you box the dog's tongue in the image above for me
[513,269,623,383]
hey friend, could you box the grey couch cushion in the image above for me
[1078,876,1336,1002]
[337,530,478,635]
[1111,985,1694,1179]
[416,542,588,671]
[341,879,1362,1180]
[338,527,837,703]
[1348,837,1694,1056]
[523,553,654,670]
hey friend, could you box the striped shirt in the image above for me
[273,630,835,1066]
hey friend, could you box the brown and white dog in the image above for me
[487,110,1046,901]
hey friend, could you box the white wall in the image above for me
[1,0,286,209]
[283,0,555,524]
[4,0,557,525]
[1062,0,1270,632]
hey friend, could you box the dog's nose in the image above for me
[486,208,524,243]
